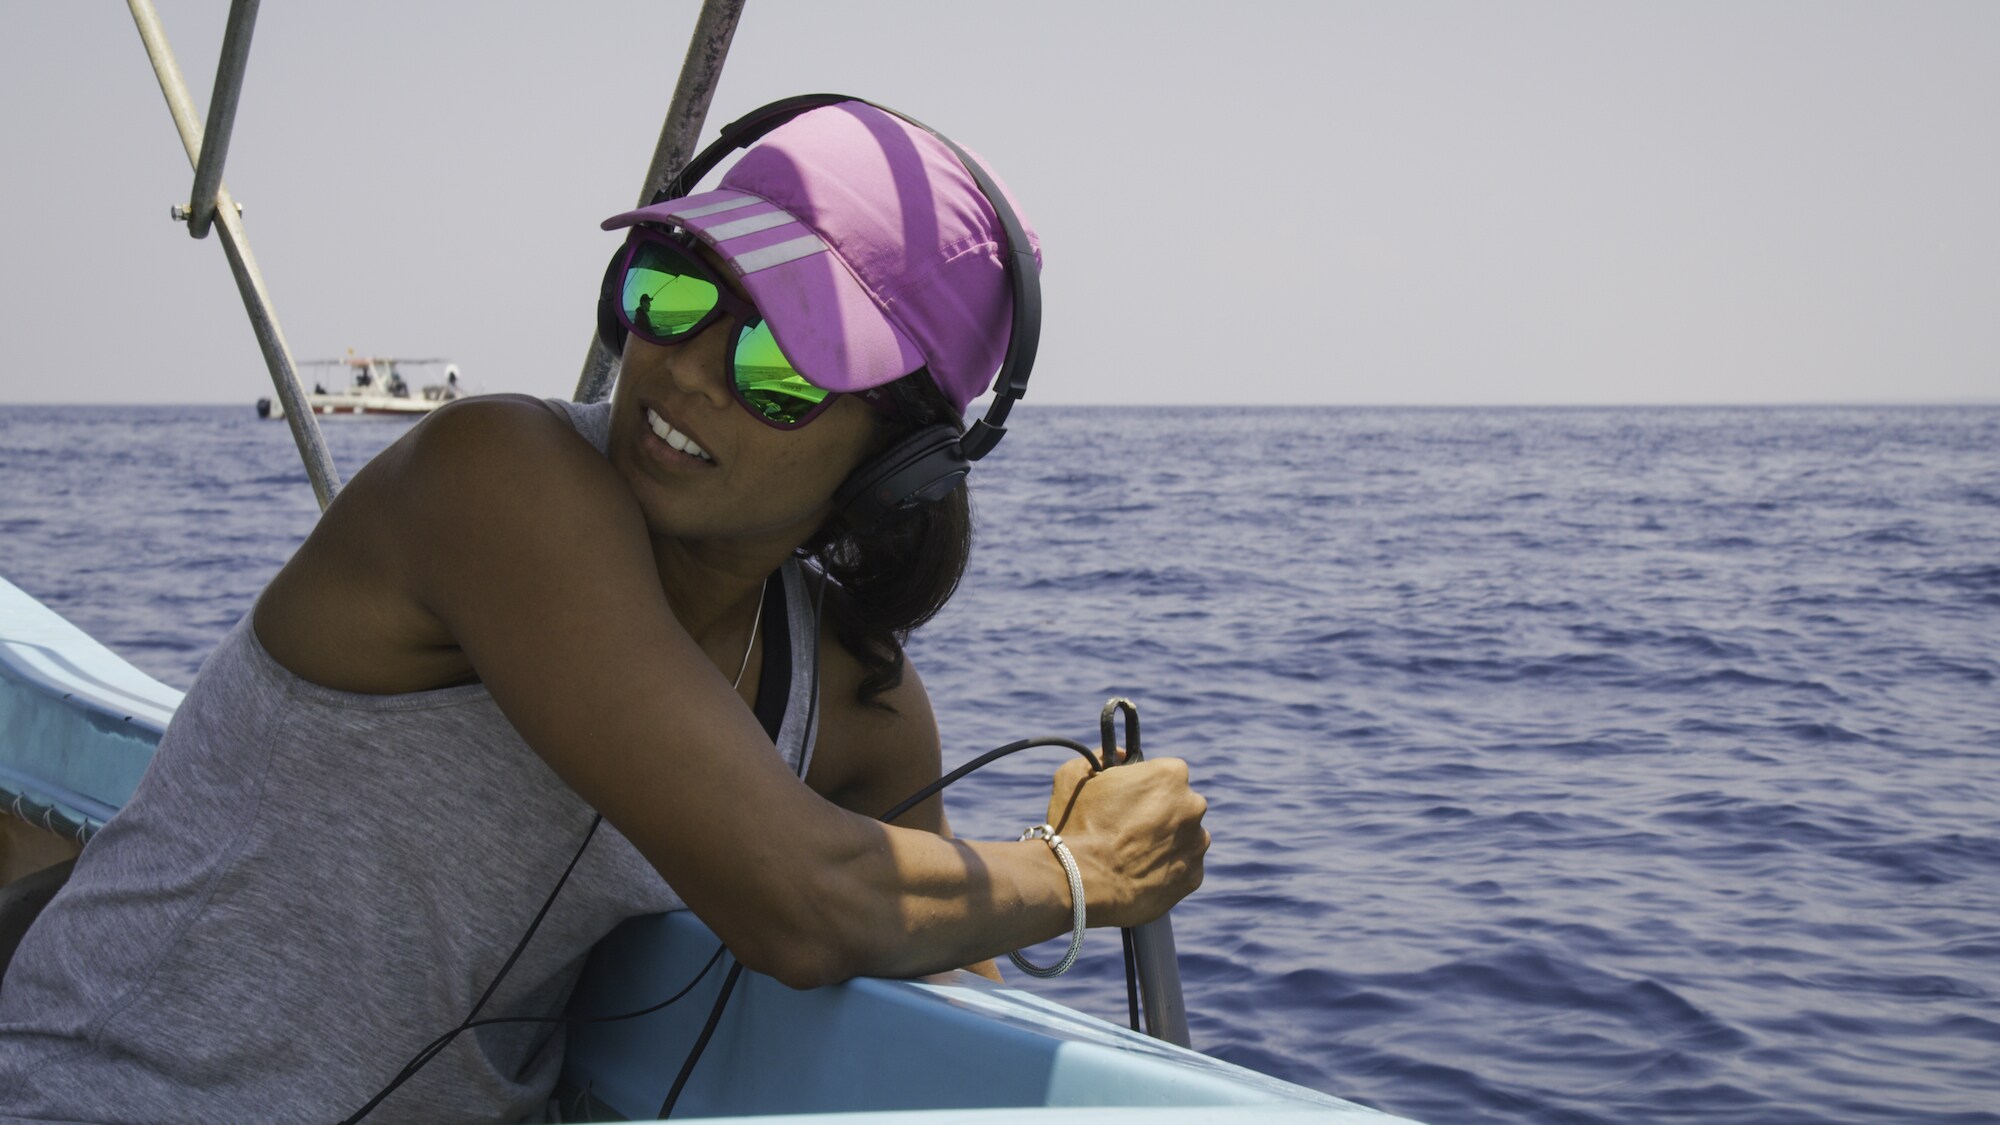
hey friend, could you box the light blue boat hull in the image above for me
[561,911,1400,1121]
[0,576,179,838]
[0,576,1417,1123]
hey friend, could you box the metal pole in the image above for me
[1098,699,1194,1047]
[636,0,749,206]
[128,0,341,511]
[1131,917,1192,1047]
[574,0,748,404]
[572,324,623,409]
[186,0,260,240]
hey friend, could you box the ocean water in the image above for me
[3,402,1998,1124]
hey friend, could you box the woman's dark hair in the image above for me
[805,370,974,711]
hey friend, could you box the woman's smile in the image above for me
[609,333,885,549]
[642,403,717,467]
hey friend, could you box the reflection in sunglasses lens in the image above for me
[624,242,719,339]
[735,321,825,426]
[619,235,832,428]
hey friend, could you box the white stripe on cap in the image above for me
[673,192,764,220]
[704,210,799,242]
[731,234,828,275]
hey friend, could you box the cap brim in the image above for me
[602,191,925,394]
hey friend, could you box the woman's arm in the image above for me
[807,650,1002,980]
[369,400,1205,989]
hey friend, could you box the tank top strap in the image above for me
[543,397,615,455]
[773,558,822,780]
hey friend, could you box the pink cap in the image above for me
[601,101,1040,415]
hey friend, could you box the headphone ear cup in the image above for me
[832,424,970,532]
[596,244,629,356]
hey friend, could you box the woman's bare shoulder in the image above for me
[319,394,636,600]
[391,393,593,473]
[365,394,639,542]
[374,392,650,599]
[255,394,641,692]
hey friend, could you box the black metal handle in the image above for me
[1099,697,1141,768]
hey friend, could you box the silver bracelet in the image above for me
[1009,823,1086,978]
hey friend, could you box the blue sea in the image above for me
[3,403,1998,1124]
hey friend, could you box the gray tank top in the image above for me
[0,399,821,1122]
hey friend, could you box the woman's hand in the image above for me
[1044,755,1208,929]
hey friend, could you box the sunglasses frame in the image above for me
[613,226,840,430]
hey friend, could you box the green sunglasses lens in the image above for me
[623,241,719,339]
[734,320,828,425]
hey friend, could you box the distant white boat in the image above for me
[256,353,467,418]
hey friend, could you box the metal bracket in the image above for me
[129,0,341,511]
[184,0,260,239]
[171,202,242,222]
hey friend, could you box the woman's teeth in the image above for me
[646,408,712,462]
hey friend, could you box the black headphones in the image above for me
[594,93,1041,531]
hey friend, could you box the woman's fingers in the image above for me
[1046,755,1207,929]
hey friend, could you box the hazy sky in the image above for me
[3,1,1995,406]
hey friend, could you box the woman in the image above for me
[0,102,1207,1121]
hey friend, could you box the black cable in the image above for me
[344,565,833,1122]
[349,564,1140,1119]
[472,815,603,1022]
[338,814,605,1124]
[658,563,824,1117]
[878,736,1099,823]
[883,732,1145,1031]
[658,959,746,1117]
[656,733,1111,1118]
[880,732,1144,1032]
[348,941,733,1119]
[1122,927,1141,1033]
[399,943,729,1047]
[884,728,1152,1032]
[880,733,1146,1035]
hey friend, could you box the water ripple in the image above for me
[7,403,2000,1124]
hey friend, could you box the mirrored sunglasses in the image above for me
[615,227,837,429]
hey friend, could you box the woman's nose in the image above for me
[636,323,735,408]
